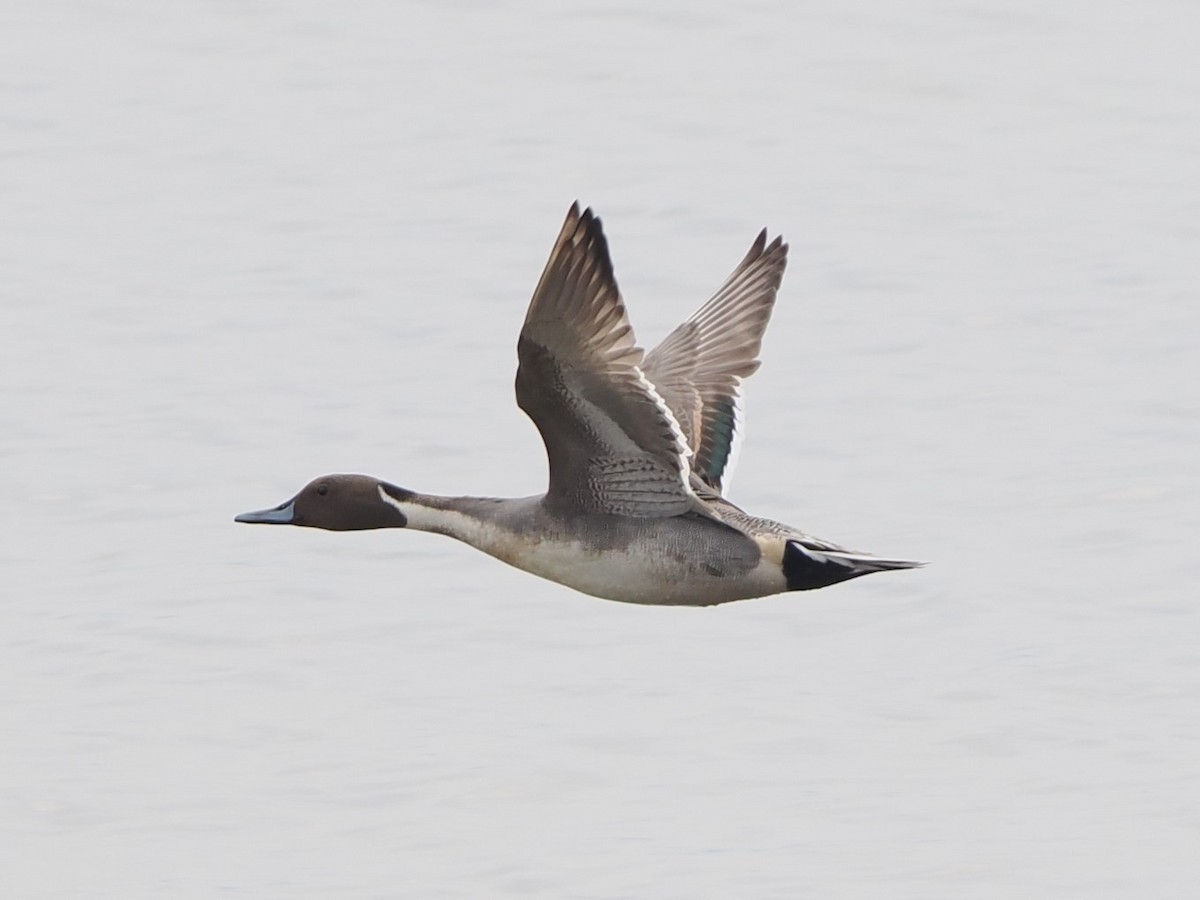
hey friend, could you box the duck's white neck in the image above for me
[377,487,517,551]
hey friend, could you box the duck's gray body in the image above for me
[236,203,922,605]
[376,491,769,606]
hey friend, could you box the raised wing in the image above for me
[516,203,694,517]
[643,229,787,494]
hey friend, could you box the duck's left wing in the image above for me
[643,229,787,495]
[516,203,694,517]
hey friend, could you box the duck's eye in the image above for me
[316,484,329,496]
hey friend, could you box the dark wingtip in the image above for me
[578,203,601,232]
[742,228,788,269]
[761,232,788,266]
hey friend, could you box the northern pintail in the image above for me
[236,203,922,605]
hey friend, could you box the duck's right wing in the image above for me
[642,229,788,495]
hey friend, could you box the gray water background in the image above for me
[2,1,1198,896]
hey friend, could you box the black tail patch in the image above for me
[783,540,874,591]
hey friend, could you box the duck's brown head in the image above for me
[235,475,412,531]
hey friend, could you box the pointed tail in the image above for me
[784,540,925,591]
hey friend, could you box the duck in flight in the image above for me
[236,203,921,605]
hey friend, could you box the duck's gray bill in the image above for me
[234,499,295,524]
